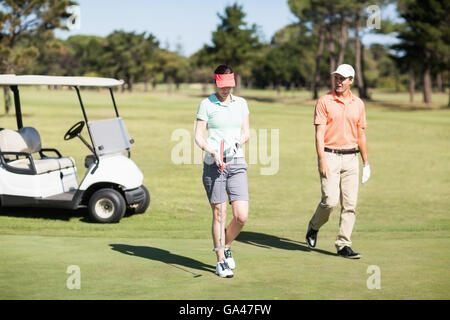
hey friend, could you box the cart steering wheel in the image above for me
[64,121,85,140]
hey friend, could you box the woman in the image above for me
[194,64,250,278]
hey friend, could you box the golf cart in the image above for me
[0,75,150,223]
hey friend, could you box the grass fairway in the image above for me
[0,86,449,299]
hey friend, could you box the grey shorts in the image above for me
[202,157,249,204]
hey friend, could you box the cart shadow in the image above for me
[235,231,337,257]
[0,206,87,221]
[0,207,137,223]
[109,244,216,276]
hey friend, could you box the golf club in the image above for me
[213,139,241,254]
[165,262,202,278]
[217,140,225,253]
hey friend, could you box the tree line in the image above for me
[1,0,449,114]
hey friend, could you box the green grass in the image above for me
[0,86,449,299]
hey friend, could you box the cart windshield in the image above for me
[87,117,133,156]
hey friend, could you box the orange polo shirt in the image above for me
[314,91,367,149]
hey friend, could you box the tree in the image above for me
[288,0,358,97]
[362,44,406,94]
[390,39,420,101]
[288,0,329,99]
[0,0,77,113]
[189,49,215,94]
[101,31,159,92]
[289,0,392,99]
[140,34,160,91]
[205,3,260,93]
[156,48,189,93]
[394,0,450,104]
[32,37,76,76]
[335,0,388,99]
[66,35,106,76]
[252,23,314,91]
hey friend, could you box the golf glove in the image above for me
[230,140,241,156]
[362,164,371,184]
[224,139,241,157]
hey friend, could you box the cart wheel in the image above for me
[134,185,150,214]
[88,188,126,223]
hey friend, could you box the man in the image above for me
[306,64,371,259]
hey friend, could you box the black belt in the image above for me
[324,147,359,155]
[224,156,244,163]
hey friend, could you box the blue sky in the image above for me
[56,0,400,56]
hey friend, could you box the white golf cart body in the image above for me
[0,75,149,222]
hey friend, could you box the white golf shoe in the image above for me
[224,248,235,270]
[215,260,234,278]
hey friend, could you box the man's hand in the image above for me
[362,164,371,184]
[318,158,329,178]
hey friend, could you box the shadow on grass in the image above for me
[0,112,34,119]
[0,206,87,221]
[187,93,280,104]
[109,244,215,277]
[370,100,449,111]
[241,95,279,103]
[235,231,336,257]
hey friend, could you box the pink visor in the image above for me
[214,73,236,88]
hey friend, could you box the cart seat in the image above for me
[0,128,75,174]
[7,157,75,174]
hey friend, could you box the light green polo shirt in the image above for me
[196,93,249,161]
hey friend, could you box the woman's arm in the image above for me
[195,119,213,153]
[240,115,250,145]
[195,119,222,167]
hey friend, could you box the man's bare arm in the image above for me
[357,127,369,166]
[315,124,329,178]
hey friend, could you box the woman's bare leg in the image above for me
[225,200,248,247]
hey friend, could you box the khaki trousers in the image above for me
[309,152,359,250]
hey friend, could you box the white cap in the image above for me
[331,64,355,78]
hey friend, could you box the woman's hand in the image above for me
[212,152,225,169]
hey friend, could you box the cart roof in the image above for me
[0,74,124,87]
